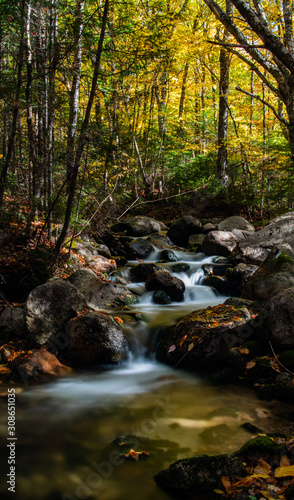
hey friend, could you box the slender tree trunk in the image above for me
[66,0,85,180]
[55,0,109,255]
[216,0,233,188]
[0,0,25,211]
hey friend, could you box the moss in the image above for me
[236,436,284,460]
[273,251,294,271]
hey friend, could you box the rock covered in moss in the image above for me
[154,453,246,499]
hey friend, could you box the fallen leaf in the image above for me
[213,489,225,495]
[114,317,124,324]
[168,345,176,353]
[254,458,272,476]
[187,342,194,352]
[274,465,294,477]
[246,360,256,370]
[180,335,187,347]
[239,347,250,355]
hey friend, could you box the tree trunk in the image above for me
[55,0,109,255]
[0,0,25,211]
[216,0,233,188]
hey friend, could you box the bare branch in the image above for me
[235,86,289,125]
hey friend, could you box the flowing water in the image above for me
[0,249,292,500]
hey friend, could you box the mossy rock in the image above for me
[206,367,239,385]
[170,262,190,273]
[154,453,246,498]
[236,436,284,464]
[207,407,239,420]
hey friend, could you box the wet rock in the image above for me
[167,216,202,247]
[68,268,137,310]
[170,263,190,273]
[86,255,116,274]
[25,279,86,346]
[241,250,294,300]
[11,348,72,383]
[156,304,252,371]
[146,270,185,302]
[112,216,164,236]
[154,453,246,499]
[202,230,238,257]
[218,215,255,232]
[131,263,164,282]
[201,275,230,295]
[226,263,259,296]
[237,212,294,264]
[202,262,229,277]
[0,307,26,340]
[126,239,153,259]
[202,222,217,234]
[65,312,128,367]
[153,290,171,305]
[159,249,178,262]
[245,356,278,384]
[224,297,254,309]
[260,288,294,349]
[147,233,173,248]
[187,233,204,249]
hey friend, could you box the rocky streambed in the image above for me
[1,212,294,499]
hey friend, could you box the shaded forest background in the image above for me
[1,0,294,254]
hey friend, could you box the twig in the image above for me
[269,340,294,377]
[117,182,212,221]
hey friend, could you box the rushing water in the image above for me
[0,248,292,500]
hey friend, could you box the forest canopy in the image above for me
[0,0,293,251]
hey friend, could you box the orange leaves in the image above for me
[179,334,187,347]
[114,316,124,324]
[124,449,150,461]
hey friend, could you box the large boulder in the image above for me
[260,288,294,349]
[11,348,72,383]
[202,230,238,257]
[65,312,128,367]
[131,263,163,282]
[241,250,294,300]
[218,215,255,232]
[145,270,185,302]
[68,269,137,310]
[112,216,164,236]
[25,279,86,346]
[226,263,259,296]
[154,454,246,499]
[156,304,252,371]
[125,239,153,259]
[237,212,294,263]
[167,216,202,247]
